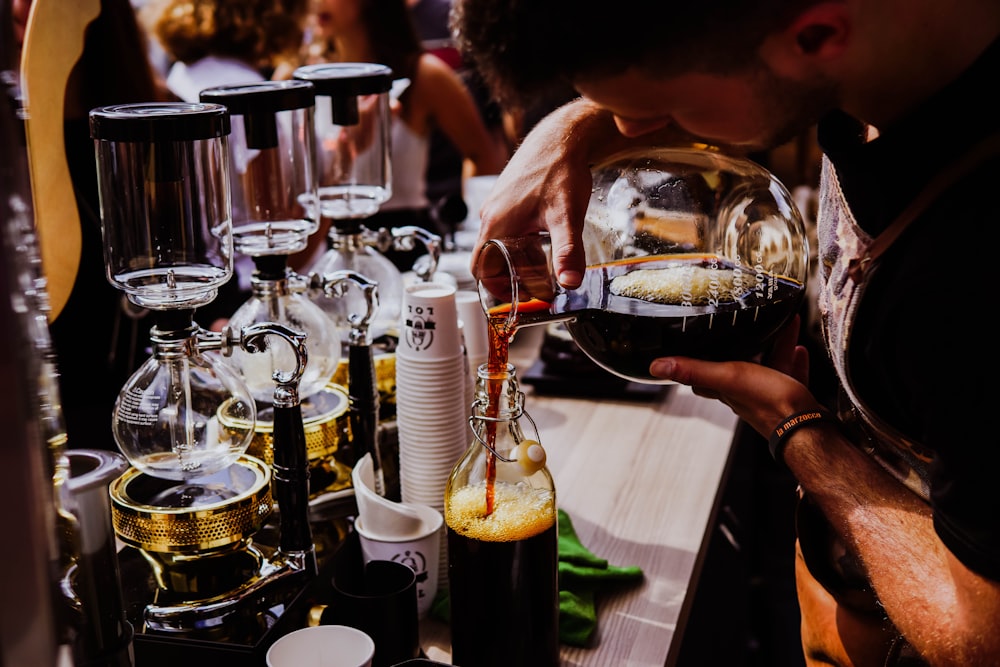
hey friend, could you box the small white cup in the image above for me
[398,282,461,361]
[402,270,458,289]
[355,504,444,619]
[461,174,499,229]
[266,624,375,667]
[455,289,489,362]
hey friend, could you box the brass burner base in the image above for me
[110,456,272,556]
[248,383,354,497]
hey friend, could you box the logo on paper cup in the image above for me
[391,549,429,592]
[404,308,437,352]
[390,549,430,598]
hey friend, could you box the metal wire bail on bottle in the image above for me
[467,389,541,463]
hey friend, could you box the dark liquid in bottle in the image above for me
[445,483,559,667]
[548,256,805,380]
[446,271,558,666]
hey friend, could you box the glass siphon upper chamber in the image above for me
[199,80,320,256]
[90,102,234,310]
[293,63,394,220]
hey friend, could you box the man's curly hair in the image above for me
[153,0,308,68]
[450,0,813,112]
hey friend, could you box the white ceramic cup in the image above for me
[398,282,461,361]
[265,624,375,667]
[355,503,444,618]
[461,174,498,229]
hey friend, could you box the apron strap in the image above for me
[847,133,1000,283]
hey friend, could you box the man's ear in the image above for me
[759,2,850,75]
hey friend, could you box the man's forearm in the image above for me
[786,429,1000,665]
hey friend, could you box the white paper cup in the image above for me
[455,289,489,361]
[461,174,498,229]
[266,625,375,667]
[355,504,444,618]
[398,282,461,361]
[402,270,459,289]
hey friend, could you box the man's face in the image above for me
[574,63,836,152]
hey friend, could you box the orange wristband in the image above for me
[768,410,838,465]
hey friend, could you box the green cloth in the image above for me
[430,509,644,647]
[556,508,644,645]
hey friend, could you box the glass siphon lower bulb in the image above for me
[112,352,256,481]
[222,290,340,404]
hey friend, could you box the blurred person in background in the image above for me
[406,0,508,247]
[145,0,310,101]
[452,0,1000,665]
[304,0,507,270]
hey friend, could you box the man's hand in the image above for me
[649,315,820,438]
[470,101,597,289]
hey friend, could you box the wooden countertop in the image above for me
[420,326,741,666]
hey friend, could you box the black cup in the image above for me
[320,543,420,667]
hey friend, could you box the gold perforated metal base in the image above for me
[248,384,351,461]
[110,456,272,556]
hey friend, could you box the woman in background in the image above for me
[147,0,309,101]
[305,0,507,269]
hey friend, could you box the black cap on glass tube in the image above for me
[293,62,392,126]
[89,101,230,142]
[89,102,230,181]
[200,80,315,149]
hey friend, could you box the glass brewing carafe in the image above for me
[477,146,811,384]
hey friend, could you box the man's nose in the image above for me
[613,116,671,138]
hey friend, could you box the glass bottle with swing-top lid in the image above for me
[444,362,559,667]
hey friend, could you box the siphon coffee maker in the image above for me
[293,62,442,350]
[89,102,321,653]
[293,63,443,500]
[198,80,368,501]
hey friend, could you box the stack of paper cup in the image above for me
[395,281,470,507]
[396,282,470,588]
